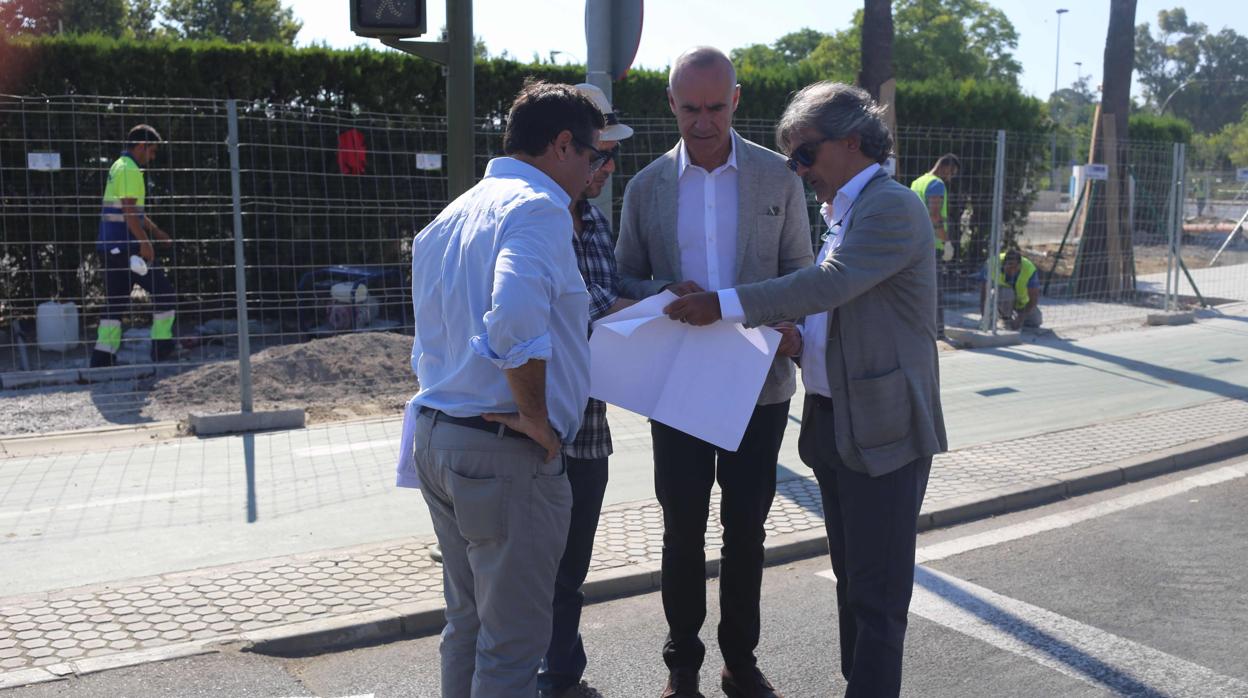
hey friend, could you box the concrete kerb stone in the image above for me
[943,328,1023,349]
[0,421,182,459]
[0,637,230,691]
[189,408,306,437]
[1146,311,1197,326]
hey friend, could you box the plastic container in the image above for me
[36,301,80,352]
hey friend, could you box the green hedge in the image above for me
[0,34,1048,130]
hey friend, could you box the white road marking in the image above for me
[293,439,395,458]
[0,489,208,520]
[905,567,1248,697]
[812,461,1248,695]
[916,462,1247,564]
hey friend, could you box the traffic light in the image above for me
[350,0,426,38]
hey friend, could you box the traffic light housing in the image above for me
[350,0,427,38]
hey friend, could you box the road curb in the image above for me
[0,421,182,458]
[240,428,1248,659]
[6,429,1248,687]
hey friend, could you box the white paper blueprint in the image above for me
[589,291,781,451]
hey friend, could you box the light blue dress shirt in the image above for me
[406,157,590,449]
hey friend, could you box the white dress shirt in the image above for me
[676,139,739,295]
[798,163,881,397]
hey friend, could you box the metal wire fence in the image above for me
[1,95,1245,437]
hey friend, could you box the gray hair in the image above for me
[775,82,893,165]
[668,46,737,91]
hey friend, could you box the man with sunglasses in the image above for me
[665,82,947,698]
[615,47,812,698]
[536,83,636,698]
[401,81,605,697]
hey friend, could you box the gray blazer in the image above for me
[616,131,814,406]
[735,169,948,476]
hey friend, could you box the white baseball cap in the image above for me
[574,83,633,142]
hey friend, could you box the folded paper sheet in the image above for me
[589,291,781,451]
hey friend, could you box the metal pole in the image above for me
[226,100,253,414]
[984,130,1007,333]
[1051,9,1068,192]
[585,0,613,221]
[446,0,475,198]
[1165,142,1180,311]
[1174,143,1186,307]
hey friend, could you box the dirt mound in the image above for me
[143,331,418,423]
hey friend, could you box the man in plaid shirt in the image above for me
[539,83,636,698]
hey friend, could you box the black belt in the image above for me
[419,406,533,442]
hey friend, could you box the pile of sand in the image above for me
[143,331,418,424]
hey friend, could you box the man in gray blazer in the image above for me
[666,82,948,698]
[615,47,812,698]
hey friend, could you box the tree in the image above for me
[162,0,300,44]
[859,0,894,101]
[1135,7,1248,133]
[1,0,137,36]
[1074,0,1137,298]
[729,0,1020,86]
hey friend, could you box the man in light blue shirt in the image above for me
[403,81,607,697]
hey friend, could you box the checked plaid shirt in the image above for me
[565,200,621,459]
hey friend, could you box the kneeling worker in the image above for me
[981,249,1042,330]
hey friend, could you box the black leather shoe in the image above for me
[152,338,178,362]
[89,349,116,368]
[721,666,782,698]
[661,668,704,697]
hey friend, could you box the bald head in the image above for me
[668,46,736,91]
[667,47,740,169]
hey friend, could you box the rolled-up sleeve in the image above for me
[471,202,567,369]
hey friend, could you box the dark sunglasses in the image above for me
[785,137,832,172]
[573,138,621,173]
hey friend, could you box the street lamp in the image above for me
[1051,8,1069,192]
[1053,9,1068,95]
[1074,61,1082,85]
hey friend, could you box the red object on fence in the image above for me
[337,129,367,175]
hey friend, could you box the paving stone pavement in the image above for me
[2,397,1247,683]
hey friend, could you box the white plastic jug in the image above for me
[36,301,80,352]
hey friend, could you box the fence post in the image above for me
[226,100,253,414]
[982,129,1007,333]
[1166,142,1181,311]
[1173,143,1186,310]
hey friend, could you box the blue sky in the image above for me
[291,1,1246,100]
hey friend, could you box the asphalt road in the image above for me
[4,456,1246,697]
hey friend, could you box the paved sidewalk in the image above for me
[2,397,1248,689]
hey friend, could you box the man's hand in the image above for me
[138,240,155,263]
[482,411,561,462]
[664,280,705,297]
[664,291,722,326]
[771,322,802,357]
[151,226,173,248]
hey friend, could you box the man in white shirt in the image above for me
[402,82,607,697]
[614,47,812,698]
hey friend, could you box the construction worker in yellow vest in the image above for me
[979,249,1043,330]
[90,124,177,368]
[910,153,960,338]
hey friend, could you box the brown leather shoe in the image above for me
[721,665,782,698]
[661,668,705,697]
